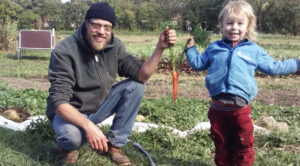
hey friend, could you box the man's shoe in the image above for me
[108,143,131,166]
[56,146,79,163]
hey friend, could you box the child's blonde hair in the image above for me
[218,0,257,41]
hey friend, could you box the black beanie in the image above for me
[85,2,117,27]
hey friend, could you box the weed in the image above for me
[140,97,209,130]
[0,83,47,116]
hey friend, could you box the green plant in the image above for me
[139,97,209,130]
[160,21,190,101]
[25,118,56,142]
[0,83,48,116]
[192,26,212,48]
[0,20,18,52]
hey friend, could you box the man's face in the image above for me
[85,19,112,51]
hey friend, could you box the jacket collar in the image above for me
[222,38,248,47]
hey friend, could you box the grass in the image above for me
[0,32,299,165]
[0,96,299,165]
[0,82,299,165]
[0,50,50,78]
[140,98,210,130]
[256,75,300,90]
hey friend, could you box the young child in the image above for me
[185,1,300,166]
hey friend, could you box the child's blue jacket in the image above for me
[185,39,300,103]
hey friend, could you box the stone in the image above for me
[3,109,22,122]
[136,115,145,122]
[255,116,289,133]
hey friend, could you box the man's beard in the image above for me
[86,32,111,51]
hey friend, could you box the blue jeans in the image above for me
[52,79,145,151]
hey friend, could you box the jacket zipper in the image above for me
[225,46,235,91]
[94,54,102,109]
[95,55,99,62]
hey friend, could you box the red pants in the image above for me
[208,105,255,166]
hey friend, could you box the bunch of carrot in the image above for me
[168,26,210,101]
[169,40,189,102]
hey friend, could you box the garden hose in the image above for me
[127,139,155,166]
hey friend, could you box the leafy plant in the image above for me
[0,83,48,116]
[192,26,212,48]
[139,97,209,130]
[160,21,190,101]
[0,19,18,52]
[160,21,178,71]
[25,118,56,142]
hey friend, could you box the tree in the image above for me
[181,0,226,32]
[249,0,300,35]
[18,10,40,29]
[41,0,62,29]
[119,9,136,30]
[104,0,136,29]
[259,0,300,35]
[249,0,269,32]
[0,0,22,51]
[135,2,150,30]
[147,2,168,30]
[1,0,300,36]
[0,0,23,25]
[62,1,88,30]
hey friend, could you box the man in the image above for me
[46,2,176,166]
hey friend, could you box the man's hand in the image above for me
[137,27,176,82]
[55,103,109,153]
[157,26,176,50]
[84,121,109,152]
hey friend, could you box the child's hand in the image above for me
[186,36,195,48]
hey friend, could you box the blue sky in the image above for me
[61,0,71,3]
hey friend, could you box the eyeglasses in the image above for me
[89,20,112,32]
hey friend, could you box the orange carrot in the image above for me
[172,70,179,101]
[167,26,188,102]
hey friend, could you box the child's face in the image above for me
[222,13,248,42]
